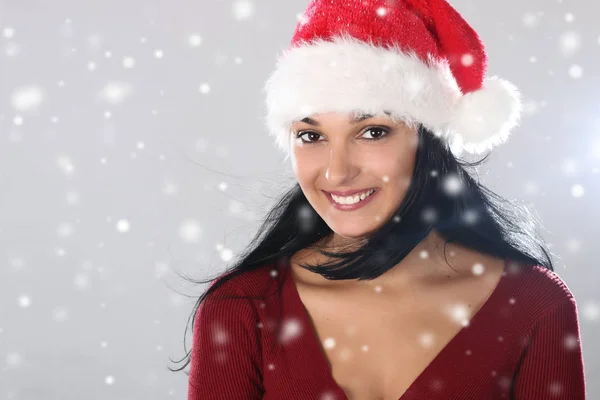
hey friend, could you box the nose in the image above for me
[325,146,360,186]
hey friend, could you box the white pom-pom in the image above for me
[448,77,523,155]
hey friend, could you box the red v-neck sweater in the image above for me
[188,259,587,399]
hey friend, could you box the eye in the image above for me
[294,126,391,144]
[294,131,324,144]
[361,127,389,140]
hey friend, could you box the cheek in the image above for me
[291,149,320,185]
[371,154,416,193]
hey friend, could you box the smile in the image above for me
[324,188,380,211]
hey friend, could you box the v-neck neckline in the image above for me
[284,257,511,400]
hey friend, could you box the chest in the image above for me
[294,279,498,400]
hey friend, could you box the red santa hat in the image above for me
[263,0,522,158]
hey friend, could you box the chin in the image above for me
[326,220,380,240]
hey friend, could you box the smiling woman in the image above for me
[176,0,587,399]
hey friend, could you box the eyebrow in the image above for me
[298,111,392,127]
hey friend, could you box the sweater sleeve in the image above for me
[512,296,586,399]
[188,280,264,400]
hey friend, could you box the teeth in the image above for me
[331,189,375,205]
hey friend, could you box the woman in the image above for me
[177,0,587,399]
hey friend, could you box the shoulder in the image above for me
[196,265,278,328]
[504,260,577,316]
[207,262,283,301]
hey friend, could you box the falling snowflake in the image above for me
[99,81,134,104]
[57,222,75,238]
[3,27,15,38]
[116,219,130,233]
[179,220,202,242]
[188,34,203,46]
[558,31,581,56]
[11,85,44,111]
[18,295,31,308]
[199,83,211,94]
[570,184,584,198]
[232,0,255,21]
[123,57,135,68]
[568,65,583,79]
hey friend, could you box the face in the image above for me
[290,111,419,243]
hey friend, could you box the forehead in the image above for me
[295,110,394,127]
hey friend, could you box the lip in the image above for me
[324,188,379,211]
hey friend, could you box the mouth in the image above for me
[323,188,380,211]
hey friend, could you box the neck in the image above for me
[291,229,461,288]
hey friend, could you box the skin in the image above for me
[290,111,418,241]
[289,111,460,287]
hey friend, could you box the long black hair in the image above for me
[169,124,554,374]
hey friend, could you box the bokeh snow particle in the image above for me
[421,207,438,224]
[57,222,75,238]
[11,86,44,111]
[18,295,31,308]
[87,34,102,48]
[524,181,540,196]
[565,238,581,253]
[10,257,25,270]
[376,7,388,17]
[523,99,539,116]
[179,220,202,243]
[561,158,578,176]
[74,273,90,289]
[559,31,581,56]
[418,332,435,348]
[472,263,485,276]
[522,12,541,28]
[442,174,463,196]
[116,219,130,233]
[568,65,583,79]
[220,248,233,262]
[565,13,575,23]
[571,184,584,198]
[199,83,210,94]
[297,13,310,25]
[123,57,135,68]
[3,27,15,38]
[232,0,255,21]
[461,53,474,67]
[57,156,75,177]
[52,306,69,322]
[582,301,599,322]
[163,182,179,196]
[5,42,20,57]
[99,81,134,105]
[188,34,203,47]
[6,352,23,369]
[448,303,470,327]
[323,337,336,349]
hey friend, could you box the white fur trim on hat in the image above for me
[263,34,521,157]
[448,77,523,155]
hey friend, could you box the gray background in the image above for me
[1,0,599,398]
